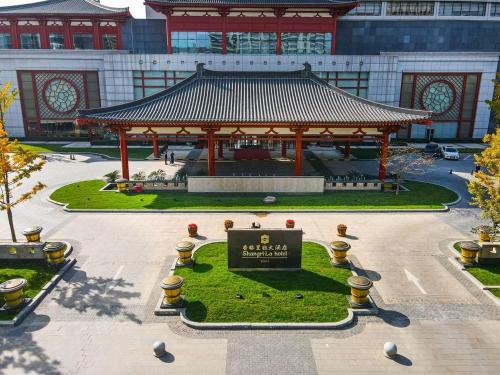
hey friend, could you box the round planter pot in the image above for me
[160,275,184,307]
[337,224,347,237]
[116,179,128,192]
[176,240,195,266]
[459,241,481,266]
[286,221,295,228]
[347,275,373,308]
[0,278,27,310]
[43,242,66,265]
[224,220,234,232]
[479,232,491,242]
[22,226,43,242]
[330,240,351,266]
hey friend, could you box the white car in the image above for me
[441,146,460,160]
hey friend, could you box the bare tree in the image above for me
[386,146,435,195]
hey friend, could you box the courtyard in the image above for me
[1,151,499,374]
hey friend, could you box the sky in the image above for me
[0,0,147,18]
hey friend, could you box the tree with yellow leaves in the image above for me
[0,82,46,242]
[468,129,500,240]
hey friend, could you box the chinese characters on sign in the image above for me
[227,229,302,271]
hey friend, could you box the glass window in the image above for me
[439,2,486,16]
[492,3,500,16]
[282,33,331,55]
[386,2,435,16]
[49,33,64,49]
[0,33,11,49]
[20,33,40,49]
[102,34,118,50]
[315,72,369,98]
[73,33,93,49]
[348,2,382,16]
[226,32,277,54]
[172,32,222,53]
[133,71,194,99]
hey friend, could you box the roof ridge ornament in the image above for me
[196,63,206,77]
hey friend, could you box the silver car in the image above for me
[441,146,460,160]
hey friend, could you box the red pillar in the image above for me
[40,20,49,49]
[378,132,389,181]
[153,134,160,159]
[281,141,287,157]
[92,19,101,49]
[331,15,337,54]
[218,140,223,158]
[294,133,303,176]
[208,131,215,176]
[63,19,72,48]
[10,20,19,49]
[343,141,351,159]
[119,129,129,180]
[165,10,173,54]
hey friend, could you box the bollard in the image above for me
[22,226,43,242]
[384,342,398,358]
[43,242,66,265]
[347,276,373,308]
[160,275,185,308]
[330,241,351,266]
[459,241,480,266]
[176,240,195,266]
[0,278,28,310]
[153,341,166,358]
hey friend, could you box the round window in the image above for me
[421,81,455,114]
[43,78,79,114]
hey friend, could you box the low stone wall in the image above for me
[188,176,324,193]
[117,180,187,191]
[0,242,45,260]
[324,180,382,191]
[478,242,500,265]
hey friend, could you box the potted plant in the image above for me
[337,224,347,237]
[224,220,234,231]
[286,219,295,228]
[188,223,198,237]
[135,184,143,193]
[471,225,496,242]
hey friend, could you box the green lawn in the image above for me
[174,242,352,323]
[466,265,500,286]
[489,289,500,298]
[0,260,57,320]
[18,143,153,160]
[50,179,458,210]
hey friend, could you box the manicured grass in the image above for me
[18,143,152,159]
[174,242,352,323]
[0,260,57,320]
[466,265,500,286]
[50,179,458,210]
[489,289,500,298]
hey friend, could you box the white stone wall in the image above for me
[0,50,497,139]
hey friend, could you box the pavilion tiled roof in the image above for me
[78,64,432,126]
[0,0,129,15]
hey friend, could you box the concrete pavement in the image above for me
[0,153,499,374]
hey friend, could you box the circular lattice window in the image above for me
[420,80,456,115]
[43,78,79,114]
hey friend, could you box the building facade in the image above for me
[0,0,499,141]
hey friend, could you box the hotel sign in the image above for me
[227,229,302,271]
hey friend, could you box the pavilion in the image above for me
[77,63,432,180]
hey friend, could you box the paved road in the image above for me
[1,153,499,375]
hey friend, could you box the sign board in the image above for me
[227,228,302,271]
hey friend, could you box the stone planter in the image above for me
[347,276,373,308]
[286,220,295,228]
[176,240,195,266]
[224,220,234,232]
[160,275,184,307]
[116,179,127,192]
[135,184,143,193]
[188,224,198,237]
[330,241,351,266]
[383,182,393,192]
[337,224,347,237]
[459,241,481,266]
[0,278,27,310]
[22,226,43,242]
[43,242,66,266]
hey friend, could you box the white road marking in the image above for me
[404,268,427,295]
[104,265,125,295]
[464,154,472,160]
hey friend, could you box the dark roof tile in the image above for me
[0,0,129,15]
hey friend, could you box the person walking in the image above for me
[170,152,175,165]
[164,152,168,165]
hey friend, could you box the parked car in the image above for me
[442,146,460,160]
[423,142,441,157]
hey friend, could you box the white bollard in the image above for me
[153,341,166,358]
[383,342,397,358]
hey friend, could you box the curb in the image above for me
[0,243,76,327]
[39,151,148,161]
[447,240,500,307]
[154,239,378,330]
